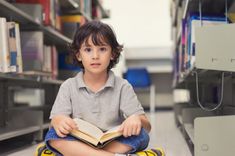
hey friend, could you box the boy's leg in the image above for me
[103,140,133,153]
[105,128,150,154]
[44,127,129,156]
[50,140,115,156]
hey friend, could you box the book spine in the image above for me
[7,22,17,72]
[15,23,23,73]
[0,18,10,73]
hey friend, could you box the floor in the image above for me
[0,111,192,156]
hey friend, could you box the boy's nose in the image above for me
[92,50,99,59]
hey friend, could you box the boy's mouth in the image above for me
[90,63,101,67]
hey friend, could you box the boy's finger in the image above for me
[136,125,141,135]
[127,127,132,136]
[59,126,69,135]
[63,123,72,131]
[66,119,77,129]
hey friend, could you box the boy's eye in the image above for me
[100,47,107,52]
[84,47,92,52]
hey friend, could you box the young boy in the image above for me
[42,21,164,156]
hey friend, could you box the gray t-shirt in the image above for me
[50,71,145,131]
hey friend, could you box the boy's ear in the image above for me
[76,53,82,61]
[111,53,116,60]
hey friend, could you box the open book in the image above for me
[70,118,122,148]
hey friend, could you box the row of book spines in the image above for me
[0,18,58,78]
[9,0,104,30]
[0,18,22,73]
[173,14,227,79]
[9,0,60,29]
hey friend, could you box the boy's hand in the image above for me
[51,115,77,138]
[119,114,142,137]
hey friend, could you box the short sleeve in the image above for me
[49,79,72,119]
[120,81,145,117]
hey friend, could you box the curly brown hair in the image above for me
[70,20,123,70]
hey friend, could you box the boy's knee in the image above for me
[103,141,133,153]
[49,140,63,150]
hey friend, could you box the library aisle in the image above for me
[0,111,191,156]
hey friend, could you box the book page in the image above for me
[73,118,103,140]
[104,125,121,134]
[100,125,122,143]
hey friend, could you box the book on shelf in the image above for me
[179,14,228,75]
[7,22,18,72]
[15,0,51,26]
[60,15,86,39]
[15,23,23,73]
[70,118,122,148]
[11,3,43,24]
[21,31,44,72]
[0,17,10,73]
[187,15,227,71]
[0,19,23,73]
[43,45,52,72]
[51,45,58,80]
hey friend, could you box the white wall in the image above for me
[101,0,172,48]
[102,1,174,107]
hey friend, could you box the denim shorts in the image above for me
[45,127,149,155]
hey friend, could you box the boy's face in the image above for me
[76,36,113,74]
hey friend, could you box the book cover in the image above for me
[70,118,122,148]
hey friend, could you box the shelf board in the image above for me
[0,0,72,46]
[184,123,194,144]
[0,125,41,141]
[0,73,62,86]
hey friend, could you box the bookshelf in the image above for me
[0,0,109,142]
[0,0,72,46]
[171,0,235,155]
